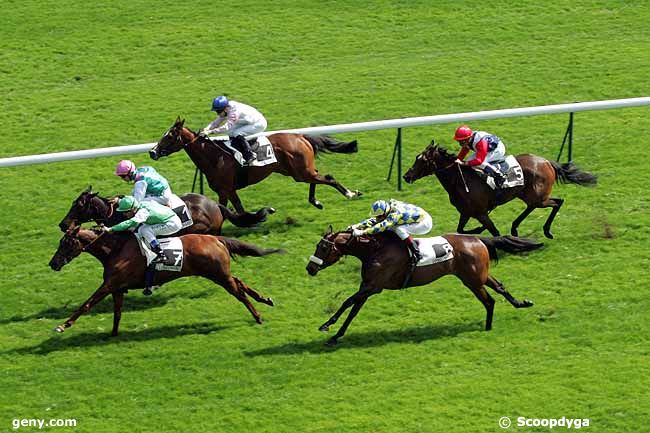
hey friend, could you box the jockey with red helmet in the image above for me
[453,125,507,188]
[199,95,268,165]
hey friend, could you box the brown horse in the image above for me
[48,227,282,336]
[403,142,597,238]
[58,186,274,235]
[306,228,542,345]
[149,118,362,214]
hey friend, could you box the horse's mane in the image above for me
[433,145,457,161]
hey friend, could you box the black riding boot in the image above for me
[484,165,506,188]
[143,264,158,296]
[150,240,166,263]
[406,238,423,265]
[232,135,255,164]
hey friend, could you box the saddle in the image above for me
[213,136,277,167]
[473,155,524,190]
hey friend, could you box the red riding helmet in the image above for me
[454,125,473,142]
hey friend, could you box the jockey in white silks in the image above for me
[200,95,268,165]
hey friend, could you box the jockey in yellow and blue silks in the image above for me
[114,160,177,206]
[350,199,433,263]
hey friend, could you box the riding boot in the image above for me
[405,237,423,265]
[149,239,166,263]
[143,264,158,296]
[233,135,256,165]
[483,165,506,188]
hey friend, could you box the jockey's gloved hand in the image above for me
[352,229,364,237]
[454,159,464,165]
[198,129,209,137]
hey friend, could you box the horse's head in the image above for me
[59,186,101,231]
[49,226,96,271]
[403,140,454,184]
[150,117,195,160]
[306,226,352,276]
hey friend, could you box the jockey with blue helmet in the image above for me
[199,95,268,165]
[350,199,433,264]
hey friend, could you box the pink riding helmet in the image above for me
[114,160,136,176]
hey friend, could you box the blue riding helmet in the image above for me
[211,96,229,112]
[371,200,390,216]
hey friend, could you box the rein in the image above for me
[81,230,107,252]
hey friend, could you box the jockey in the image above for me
[453,125,507,188]
[199,95,268,165]
[102,196,183,295]
[114,160,178,207]
[350,199,433,264]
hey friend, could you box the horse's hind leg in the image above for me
[308,183,323,209]
[457,214,485,234]
[304,172,361,209]
[233,276,274,307]
[213,276,263,324]
[485,275,533,308]
[475,214,501,237]
[464,283,495,331]
[541,198,564,239]
[511,205,536,237]
[111,291,124,337]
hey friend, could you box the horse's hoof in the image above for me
[54,325,65,333]
[267,297,275,307]
[544,230,554,239]
[319,324,330,332]
[511,229,519,237]
[268,207,276,214]
[326,337,338,346]
[311,201,323,210]
[522,299,534,308]
[354,190,363,197]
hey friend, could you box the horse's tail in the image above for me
[550,161,598,186]
[217,204,275,228]
[304,135,358,154]
[217,237,285,258]
[478,236,544,261]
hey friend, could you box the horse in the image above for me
[48,227,282,336]
[306,228,543,345]
[149,117,362,214]
[403,142,597,239]
[58,186,275,235]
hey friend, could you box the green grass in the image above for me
[1,1,650,432]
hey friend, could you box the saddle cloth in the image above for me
[475,155,524,190]
[212,136,277,167]
[413,236,454,267]
[168,195,193,229]
[136,235,184,271]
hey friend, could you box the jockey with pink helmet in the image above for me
[114,160,174,206]
[453,125,507,188]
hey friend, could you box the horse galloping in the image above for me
[306,228,542,345]
[149,118,362,214]
[403,143,597,238]
[59,186,275,235]
[49,227,282,336]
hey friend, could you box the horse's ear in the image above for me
[91,192,99,197]
[430,139,436,147]
[175,116,181,123]
[326,225,333,235]
[84,185,92,193]
[180,118,185,126]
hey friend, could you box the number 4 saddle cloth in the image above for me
[212,136,278,167]
[135,235,184,271]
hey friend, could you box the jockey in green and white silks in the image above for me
[114,160,178,207]
[350,199,433,263]
[104,196,182,258]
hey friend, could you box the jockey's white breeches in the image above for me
[468,142,506,168]
[391,213,433,240]
[142,191,185,210]
[136,215,183,245]
[230,119,268,138]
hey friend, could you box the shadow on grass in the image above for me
[3,321,228,356]
[245,321,480,357]
[0,290,213,325]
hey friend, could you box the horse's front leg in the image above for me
[456,214,485,234]
[111,291,125,336]
[55,282,113,333]
[228,190,247,215]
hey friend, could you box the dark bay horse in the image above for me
[403,143,597,238]
[306,228,542,345]
[58,186,274,235]
[149,118,362,214]
[49,227,282,336]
